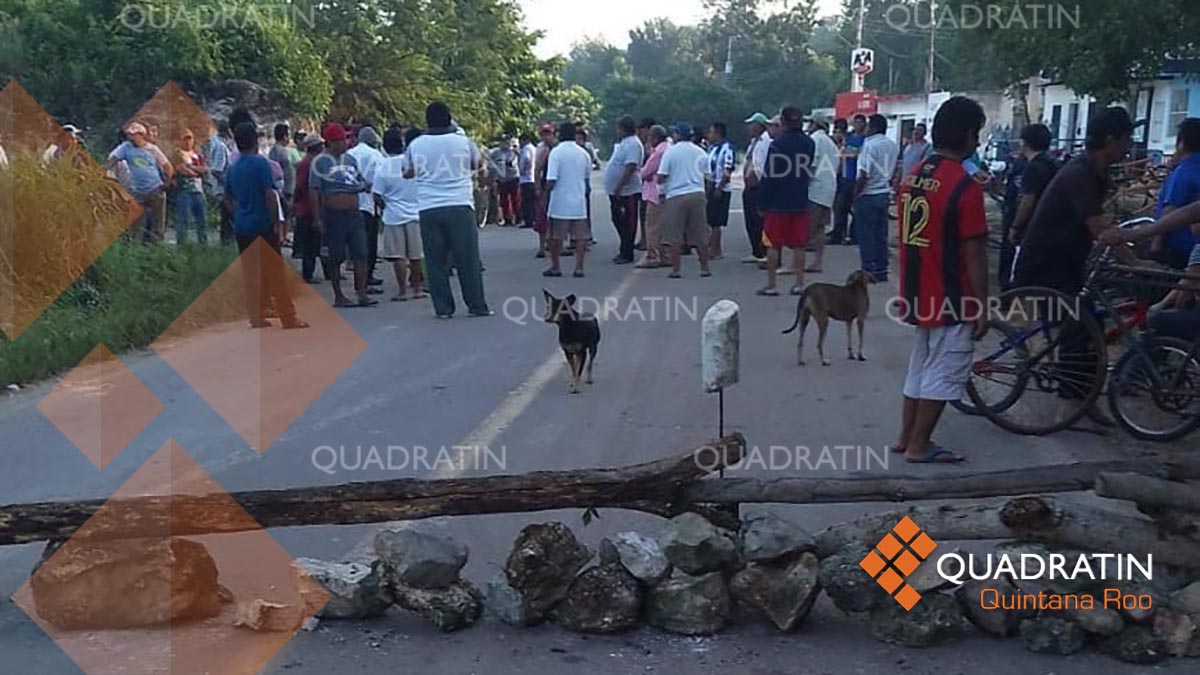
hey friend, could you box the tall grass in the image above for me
[0,154,239,386]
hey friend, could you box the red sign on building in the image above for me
[836,91,879,120]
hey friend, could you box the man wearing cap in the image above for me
[605,115,645,265]
[741,112,772,264]
[348,126,385,291]
[806,113,839,274]
[757,106,815,296]
[106,121,171,244]
[293,133,327,283]
[223,121,307,330]
[657,122,713,278]
[1015,106,1144,417]
[405,101,492,318]
[310,122,375,308]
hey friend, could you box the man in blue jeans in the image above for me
[853,114,899,282]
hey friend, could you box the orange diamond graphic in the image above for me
[859,550,887,577]
[11,440,331,675]
[0,81,137,339]
[877,567,904,593]
[894,584,922,611]
[875,532,903,560]
[893,550,921,576]
[153,240,367,451]
[893,515,921,542]
[36,344,164,469]
[123,81,217,160]
[911,531,937,559]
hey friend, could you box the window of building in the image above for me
[1168,88,1191,140]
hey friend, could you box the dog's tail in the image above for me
[781,288,809,334]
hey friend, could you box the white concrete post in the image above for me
[701,300,740,393]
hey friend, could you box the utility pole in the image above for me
[851,0,866,92]
[724,35,735,82]
[926,0,937,120]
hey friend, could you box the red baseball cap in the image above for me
[321,122,348,143]
[538,123,555,135]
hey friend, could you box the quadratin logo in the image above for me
[858,516,938,610]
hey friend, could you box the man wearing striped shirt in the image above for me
[706,122,735,259]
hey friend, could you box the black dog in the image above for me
[543,290,600,394]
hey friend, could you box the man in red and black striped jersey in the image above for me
[890,96,991,464]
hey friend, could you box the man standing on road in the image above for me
[806,113,839,275]
[637,124,671,269]
[311,123,375,308]
[605,115,644,265]
[741,113,771,264]
[757,106,814,296]
[374,127,426,302]
[544,122,593,278]
[658,123,713,278]
[705,121,735,260]
[900,122,931,178]
[853,114,899,282]
[223,121,307,330]
[492,135,521,227]
[1003,123,1057,288]
[533,123,557,258]
[518,132,537,229]
[830,115,863,246]
[406,102,492,319]
[348,126,385,292]
[293,133,326,283]
[891,96,989,464]
[268,123,296,224]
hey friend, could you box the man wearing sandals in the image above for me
[543,122,593,278]
[657,122,713,278]
[310,123,376,308]
[757,106,814,297]
[890,96,990,464]
[373,127,426,302]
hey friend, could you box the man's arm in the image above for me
[963,235,990,339]
[1009,194,1037,242]
[616,163,638,195]
[1101,201,1200,244]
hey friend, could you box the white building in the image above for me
[875,90,1018,149]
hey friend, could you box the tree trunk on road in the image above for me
[1095,472,1200,513]
[0,435,745,546]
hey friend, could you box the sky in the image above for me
[521,0,845,58]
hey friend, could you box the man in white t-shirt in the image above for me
[544,122,593,278]
[806,113,840,273]
[347,126,385,291]
[373,127,426,302]
[603,115,644,264]
[518,133,537,228]
[657,122,713,278]
[853,114,901,282]
[405,102,491,318]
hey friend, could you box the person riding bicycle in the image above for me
[1012,107,1146,423]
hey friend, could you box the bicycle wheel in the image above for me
[953,319,1027,416]
[1108,336,1200,442]
[967,286,1108,435]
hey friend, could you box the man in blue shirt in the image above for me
[224,122,307,330]
[830,114,865,245]
[1152,119,1200,272]
[106,122,170,244]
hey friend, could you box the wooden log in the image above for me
[0,435,745,546]
[1094,472,1200,513]
[683,458,1177,505]
[815,495,1200,569]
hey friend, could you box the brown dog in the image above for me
[781,270,872,366]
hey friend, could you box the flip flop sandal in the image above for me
[357,297,379,307]
[805,267,823,273]
[392,295,408,302]
[756,288,780,297]
[668,272,682,279]
[790,286,804,296]
[543,269,563,277]
[573,270,585,278]
[333,298,356,308]
[700,270,712,278]
[906,444,965,464]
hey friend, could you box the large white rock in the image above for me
[701,300,740,392]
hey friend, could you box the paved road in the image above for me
[0,188,1175,674]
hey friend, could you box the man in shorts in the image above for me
[657,122,713,278]
[373,127,426,301]
[891,96,991,464]
[757,106,814,296]
[543,122,593,278]
[310,122,375,308]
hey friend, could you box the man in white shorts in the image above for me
[373,127,425,301]
[543,122,593,278]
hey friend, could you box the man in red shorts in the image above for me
[757,106,815,296]
[890,96,990,464]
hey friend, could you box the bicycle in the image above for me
[963,217,1200,437]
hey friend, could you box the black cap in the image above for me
[1086,106,1146,145]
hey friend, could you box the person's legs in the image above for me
[191,192,208,244]
[260,229,300,325]
[638,201,664,267]
[520,183,536,228]
[546,222,563,273]
[420,209,455,317]
[622,194,639,261]
[764,246,780,292]
[235,233,270,326]
[611,194,633,263]
[363,212,380,282]
[791,246,806,292]
[572,221,588,275]
[174,193,189,244]
[852,196,870,272]
[869,194,889,280]
[445,206,490,315]
[219,197,234,245]
[295,215,317,281]
[902,325,971,461]
[742,186,765,260]
[690,195,712,274]
[830,178,850,245]
[808,204,829,272]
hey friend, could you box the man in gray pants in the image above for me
[405,102,492,318]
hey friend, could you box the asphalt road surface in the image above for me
[0,186,1177,674]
